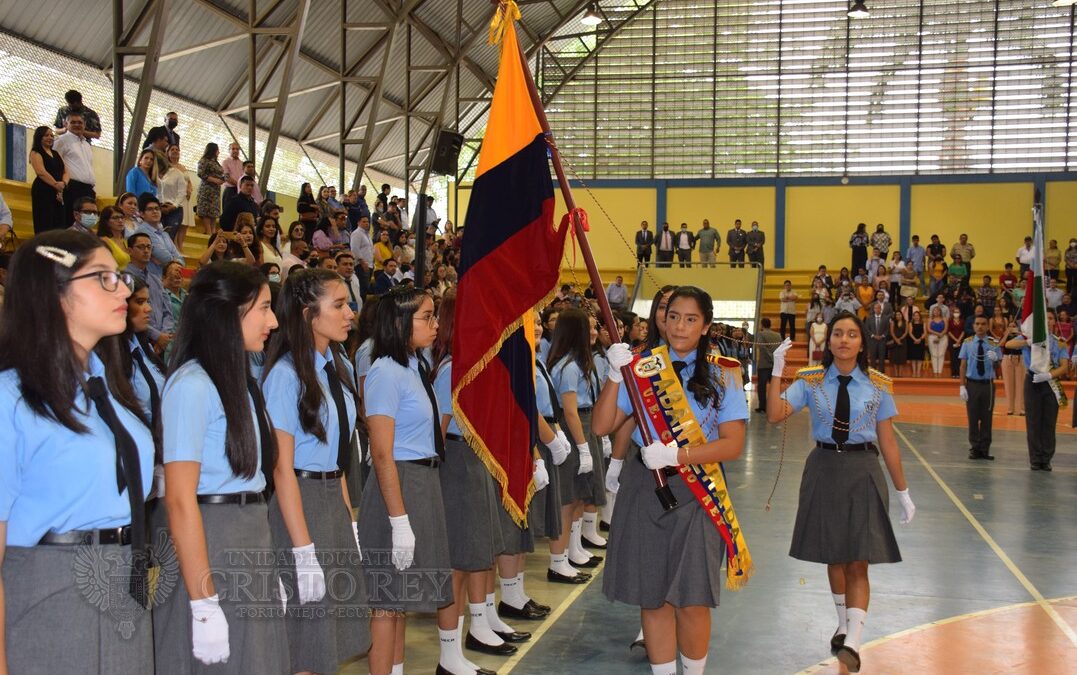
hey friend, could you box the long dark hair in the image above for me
[263,268,354,443]
[371,286,429,366]
[540,306,559,343]
[169,262,269,478]
[821,311,869,373]
[201,142,219,161]
[30,125,52,156]
[645,284,676,349]
[256,217,281,257]
[298,183,314,202]
[0,231,141,431]
[431,291,456,373]
[96,205,123,238]
[355,295,380,346]
[545,307,594,377]
[122,277,165,457]
[666,286,721,408]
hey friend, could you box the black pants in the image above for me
[756,368,772,411]
[729,249,745,268]
[656,249,674,268]
[676,248,692,267]
[966,379,994,454]
[866,338,887,371]
[1024,375,1059,468]
[950,344,962,377]
[748,250,764,267]
[222,186,237,207]
[779,313,796,341]
[1067,269,1076,296]
[637,247,652,265]
[62,180,96,230]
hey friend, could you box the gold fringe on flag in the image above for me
[489,0,521,45]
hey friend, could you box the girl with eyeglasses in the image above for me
[0,230,155,674]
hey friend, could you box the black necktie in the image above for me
[323,361,352,474]
[673,360,688,386]
[345,278,358,304]
[416,356,446,461]
[537,360,563,420]
[86,377,148,607]
[832,375,853,445]
[246,377,276,496]
[976,340,985,377]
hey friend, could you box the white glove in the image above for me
[606,343,634,383]
[388,514,416,571]
[576,442,594,475]
[533,458,550,490]
[601,436,612,458]
[352,521,361,557]
[292,543,327,604]
[190,594,230,665]
[959,385,969,402]
[547,429,571,466]
[605,458,624,494]
[896,489,915,525]
[641,440,680,470]
[772,337,793,375]
[1032,371,1053,384]
[986,349,1000,362]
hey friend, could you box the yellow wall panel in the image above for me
[1046,181,1077,246]
[910,183,1033,273]
[667,186,776,268]
[785,185,900,272]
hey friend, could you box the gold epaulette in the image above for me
[868,368,893,394]
[963,335,976,344]
[705,352,741,370]
[795,365,825,386]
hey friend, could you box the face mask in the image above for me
[1071,242,1076,249]
[268,273,281,283]
[81,214,98,228]
[752,224,758,230]
[167,119,177,129]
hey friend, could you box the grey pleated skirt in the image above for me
[2,543,153,675]
[359,460,454,612]
[602,457,727,609]
[495,469,536,555]
[528,441,564,539]
[438,438,506,570]
[154,501,290,675]
[554,410,607,506]
[789,446,902,565]
[269,475,372,674]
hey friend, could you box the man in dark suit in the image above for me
[373,258,400,296]
[865,302,890,371]
[143,111,180,149]
[635,220,654,265]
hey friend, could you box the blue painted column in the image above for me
[655,179,668,227]
[898,176,911,254]
[774,177,787,268]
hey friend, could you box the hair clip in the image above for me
[35,245,78,268]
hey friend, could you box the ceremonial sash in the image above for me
[630,346,753,590]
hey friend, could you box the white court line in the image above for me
[500,572,601,673]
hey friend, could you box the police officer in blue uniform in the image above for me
[1005,308,1070,471]
[959,315,1003,460]
[0,231,155,675]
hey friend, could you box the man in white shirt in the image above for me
[221,143,245,206]
[0,193,12,241]
[53,112,96,230]
[606,275,628,311]
[1045,278,1064,310]
[349,215,374,298]
[1016,236,1035,277]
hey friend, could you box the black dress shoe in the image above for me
[525,599,551,614]
[546,568,590,584]
[830,631,846,654]
[494,630,531,643]
[968,450,980,460]
[630,637,646,651]
[982,453,995,461]
[581,535,608,549]
[1043,464,1052,472]
[836,645,861,672]
[498,601,546,620]
[571,555,603,568]
[1031,465,1042,471]
[465,633,518,656]
[599,521,610,532]
[437,666,497,675]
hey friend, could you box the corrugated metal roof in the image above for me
[0,0,599,179]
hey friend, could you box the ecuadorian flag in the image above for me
[451,2,569,526]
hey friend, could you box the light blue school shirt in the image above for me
[432,358,461,437]
[129,336,165,423]
[615,346,749,448]
[353,339,374,380]
[958,335,1002,380]
[593,350,610,385]
[782,365,897,444]
[535,360,555,419]
[364,355,437,461]
[162,360,266,494]
[263,350,357,472]
[550,355,599,408]
[0,353,155,546]
[1021,335,1069,371]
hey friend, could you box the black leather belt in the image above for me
[295,468,344,480]
[635,452,679,477]
[816,441,877,453]
[445,433,465,442]
[577,406,593,414]
[404,457,441,468]
[966,378,992,383]
[39,526,132,546]
[543,416,557,424]
[197,492,266,505]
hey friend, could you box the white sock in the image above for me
[390,664,403,675]
[485,592,514,633]
[499,575,527,610]
[515,572,533,604]
[845,607,867,651]
[468,602,504,645]
[680,653,708,675]
[635,627,645,642]
[833,593,847,634]
[650,660,677,675]
[438,628,474,673]
[568,520,592,563]
[456,617,480,670]
[581,512,606,546]
[549,552,580,577]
